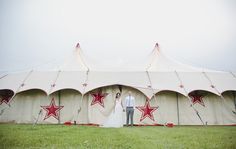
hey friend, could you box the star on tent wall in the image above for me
[90,92,108,107]
[189,92,205,107]
[41,98,64,120]
[136,99,158,121]
[0,91,13,105]
[0,96,12,105]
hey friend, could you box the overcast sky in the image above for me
[0,0,236,72]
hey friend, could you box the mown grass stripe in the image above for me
[0,124,235,149]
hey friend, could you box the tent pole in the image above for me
[145,71,160,124]
[58,90,61,124]
[230,72,236,111]
[233,91,236,111]
[174,71,205,125]
[176,93,180,125]
[78,70,89,124]
[77,93,83,123]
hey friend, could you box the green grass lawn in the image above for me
[0,124,235,149]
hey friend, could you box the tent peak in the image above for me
[76,43,80,48]
[155,42,159,47]
[155,42,160,52]
[59,43,89,71]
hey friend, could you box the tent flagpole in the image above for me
[72,43,90,124]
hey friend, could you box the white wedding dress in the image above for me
[102,98,123,128]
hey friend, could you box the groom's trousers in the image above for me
[126,107,134,126]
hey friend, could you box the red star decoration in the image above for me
[189,93,205,107]
[91,92,108,107]
[0,91,13,105]
[136,99,158,121]
[0,96,12,105]
[41,98,64,120]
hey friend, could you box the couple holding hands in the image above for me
[102,91,135,128]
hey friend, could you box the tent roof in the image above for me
[0,43,235,98]
[59,43,222,72]
[146,43,220,72]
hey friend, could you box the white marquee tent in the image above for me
[0,43,235,125]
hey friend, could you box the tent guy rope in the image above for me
[174,71,205,125]
[203,72,236,115]
[0,70,33,116]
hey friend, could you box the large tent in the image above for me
[0,43,235,125]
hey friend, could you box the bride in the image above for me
[102,92,124,128]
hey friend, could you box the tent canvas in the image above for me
[0,43,235,125]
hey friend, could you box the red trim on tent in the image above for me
[76,123,164,127]
[78,123,99,127]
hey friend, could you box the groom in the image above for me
[125,91,135,126]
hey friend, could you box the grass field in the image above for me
[0,124,235,149]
